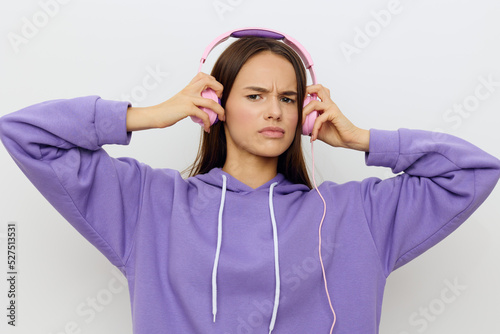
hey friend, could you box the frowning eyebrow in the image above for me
[243,86,297,96]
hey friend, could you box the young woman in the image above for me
[0,32,499,334]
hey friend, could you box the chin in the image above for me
[257,147,289,159]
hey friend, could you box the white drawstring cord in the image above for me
[212,174,227,322]
[211,176,286,333]
[268,182,280,334]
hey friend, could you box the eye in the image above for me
[280,97,295,104]
[247,94,261,101]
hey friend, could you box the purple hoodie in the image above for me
[0,96,499,334]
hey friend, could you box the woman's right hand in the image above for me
[126,72,225,132]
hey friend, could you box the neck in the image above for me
[222,155,278,189]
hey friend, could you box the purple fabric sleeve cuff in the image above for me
[364,129,400,170]
[95,98,132,146]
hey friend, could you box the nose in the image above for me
[264,98,282,120]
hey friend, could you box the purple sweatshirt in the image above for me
[0,96,499,334]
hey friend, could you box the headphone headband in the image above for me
[198,27,317,84]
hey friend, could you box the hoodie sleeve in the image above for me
[0,96,146,269]
[360,128,500,276]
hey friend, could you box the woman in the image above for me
[0,35,499,334]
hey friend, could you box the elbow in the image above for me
[0,113,15,147]
[476,165,500,200]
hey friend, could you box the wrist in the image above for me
[126,105,161,132]
[347,128,370,152]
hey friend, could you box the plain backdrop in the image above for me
[1,0,499,333]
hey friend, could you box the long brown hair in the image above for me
[183,37,312,189]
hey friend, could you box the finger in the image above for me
[190,106,212,133]
[310,116,323,142]
[310,111,333,142]
[187,72,207,86]
[302,99,323,124]
[306,84,331,103]
[303,99,323,115]
[306,84,330,95]
[205,81,224,99]
[194,96,225,121]
[192,74,224,98]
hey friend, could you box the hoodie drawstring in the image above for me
[212,174,227,322]
[268,181,280,334]
[211,176,281,333]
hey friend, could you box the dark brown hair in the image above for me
[183,37,312,189]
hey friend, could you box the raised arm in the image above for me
[304,83,500,275]
[360,128,500,275]
[0,96,145,268]
[126,71,225,132]
[0,73,226,269]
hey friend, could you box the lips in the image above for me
[259,127,285,138]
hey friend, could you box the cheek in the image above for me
[226,100,258,126]
[235,106,256,124]
[287,108,299,128]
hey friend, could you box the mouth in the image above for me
[259,127,285,138]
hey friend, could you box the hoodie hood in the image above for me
[194,167,310,194]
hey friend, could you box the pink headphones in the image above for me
[191,27,319,136]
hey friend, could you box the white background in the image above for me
[1,0,499,333]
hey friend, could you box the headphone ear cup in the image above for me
[190,88,220,126]
[302,94,319,136]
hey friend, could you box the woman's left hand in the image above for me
[303,84,370,152]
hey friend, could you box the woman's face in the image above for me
[223,51,299,162]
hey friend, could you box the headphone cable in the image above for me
[311,140,337,333]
